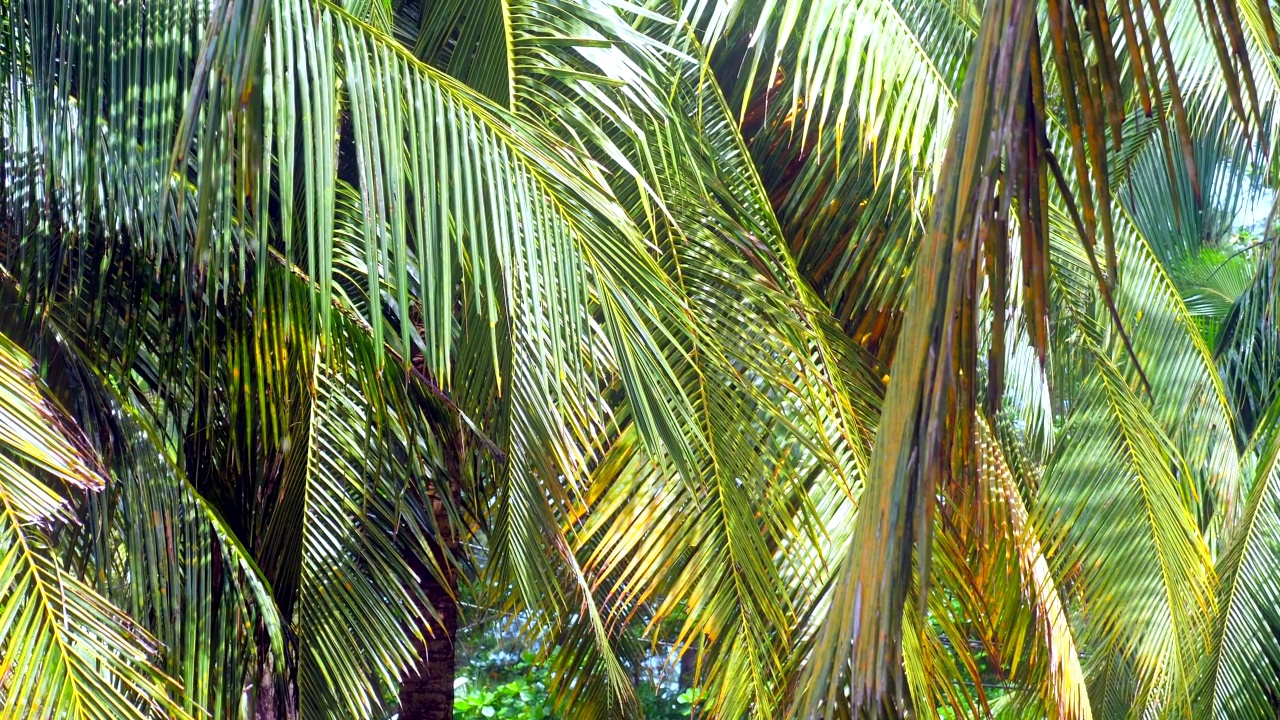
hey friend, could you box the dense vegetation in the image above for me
[6,0,1280,718]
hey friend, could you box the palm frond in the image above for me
[0,331,186,720]
[0,258,294,717]
[294,332,435,719]
[1035,350,1213,718]
[979,419,1091,720]
[682,0,974,171]
[1195,397,1280,719]
[796,1,1042,711]
[1110,206,1243,534]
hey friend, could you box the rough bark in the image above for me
[398,427,464,720]
[397,564,458,720]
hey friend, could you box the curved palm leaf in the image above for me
[1196,399,1280,719]
[681,0,973,171]
[0,331,185,720]
[948,418,1092,720]
[0,255,311,717]
[1035,350,1213,717]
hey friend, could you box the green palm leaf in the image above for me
[0,331,186,720]
[1036,350,1213,717]
[683,0,974,170]
[1196,399,1280,719]
[0,259,292,718]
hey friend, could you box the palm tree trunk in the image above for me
[398,427,464,720]
[678,642,697,690]
[398,564,458,720]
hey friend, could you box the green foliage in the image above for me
[9,0,1280,718]
[454,653,553,720]
[453,647,697,720]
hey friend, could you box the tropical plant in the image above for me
[7,0,1280,718]
[2,0,858,717]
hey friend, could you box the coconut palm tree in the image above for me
[7,0,1280,719]
[676,0,1280,717]
[0,0,862,718]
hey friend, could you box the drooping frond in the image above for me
[796,2,1041,711]
[925,418,1092,720]
[900,591,985,720]
[385,4,891,716]
[1217,245,1280,441]
[0,256,291,718]
[681,0,974,171]
[1109,206,1243,534]
[9,0,1280,718]
[1195,402,1280,719]
[0,331,185,720]
[294,328,435,720]
[1035,352,1213,717]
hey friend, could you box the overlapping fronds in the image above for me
[9,0,1280,717]
[294,330,435,719]
[1,0,704,457]
[4,0,722,708]
[1119,100,1264,267]
[774,0,1266,709]
[1165,0,1280,157]
[797,1,1042,711]
[392,4,891,717]
[680,0,973,172]
[900,590,984,720]
[1195,401,1280,719]
[0,253,296,717]
[1108,208,1243,533]
[1217,249,1280,441]
[393,0,513,105]
[934,419,1092,720]
[0,331,185,719]
[1035,352,1214,716]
